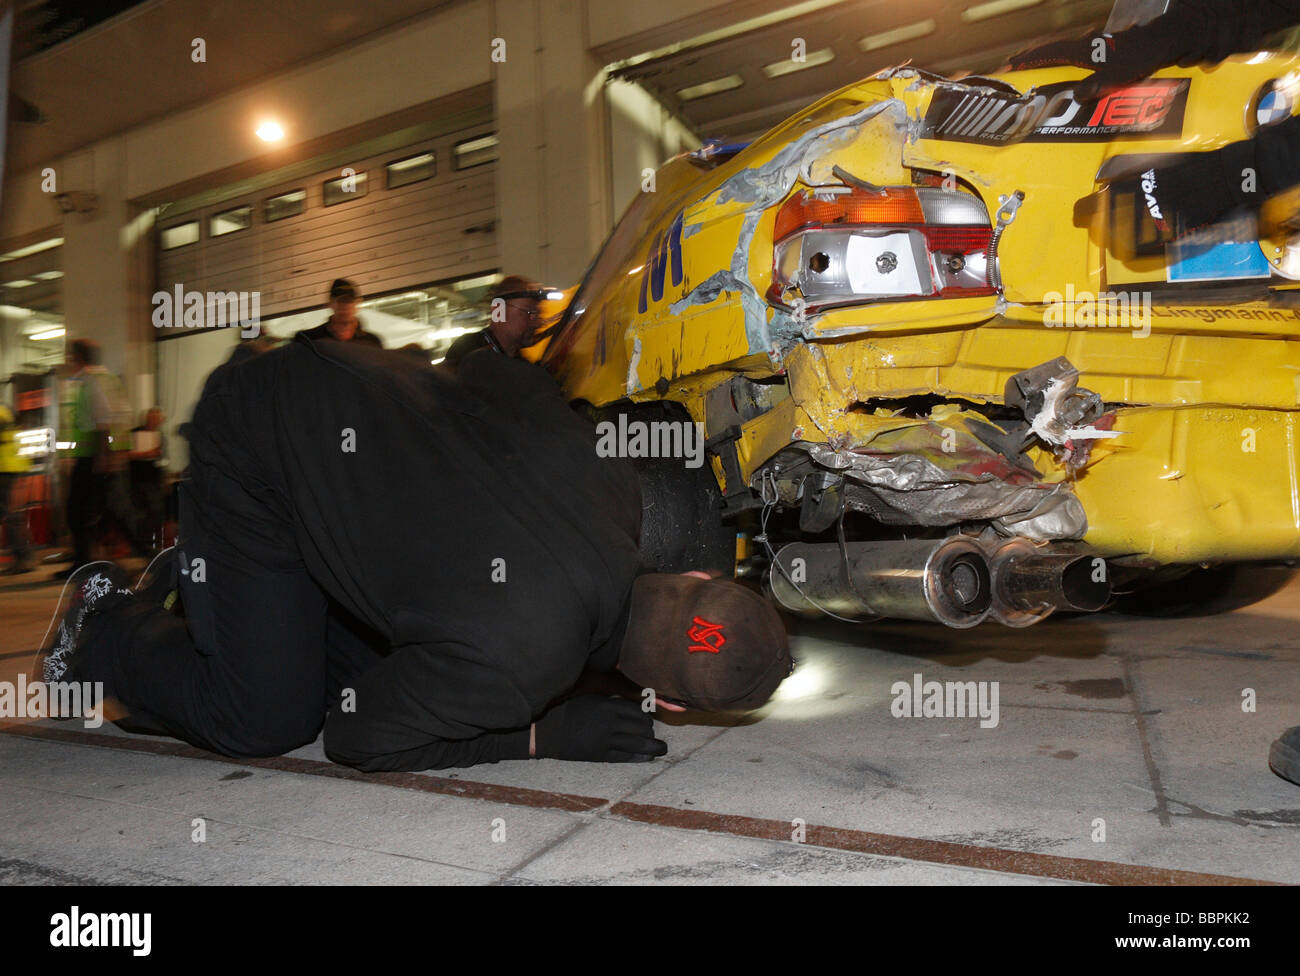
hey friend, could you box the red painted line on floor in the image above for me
[607,802,1277,886]
[0,721,1281,886]
[0,722,605,813]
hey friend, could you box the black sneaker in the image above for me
[1269,727,1300,788]
[33,562,133,684]
[135,546,180,610]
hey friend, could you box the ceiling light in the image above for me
[961,0,1043,23]
[30,328,66,341]
[256,121,285,142]
[859,19,937,52]
[0,238,63,263]
[609,0,847,74]
[763,47,835,78]
[677,75,744,101]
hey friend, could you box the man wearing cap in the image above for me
[299,278,382,347]
[38,333,790,770]
[443,275,547,370]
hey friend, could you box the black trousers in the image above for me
[81,483,384,758]
[67,456,146,565]
[66,456,97,566]
[0,473,31,565]
[129,465,165,551]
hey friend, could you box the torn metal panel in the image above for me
[1004,356,1121,468]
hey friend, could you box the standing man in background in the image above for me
[299,278,382,346]
[443,275,549,370]
[56,338,137,578]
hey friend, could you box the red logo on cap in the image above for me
[687,616,726,654]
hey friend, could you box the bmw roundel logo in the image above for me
[1251,82,1294,132]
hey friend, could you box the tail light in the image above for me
[769,186,995,312]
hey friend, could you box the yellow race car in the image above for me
[540,52,1300,630]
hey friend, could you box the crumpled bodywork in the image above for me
[543,55,1300,567]
[763,440,1088,541]
[764,345,1106,540]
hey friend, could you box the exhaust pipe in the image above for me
[769,538,993,629]
[985,538,1111,628]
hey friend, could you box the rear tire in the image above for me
[601,402,735,576]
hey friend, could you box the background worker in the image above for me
[56,338,139,578]
[443,275,549,369]
[299,278,382,346]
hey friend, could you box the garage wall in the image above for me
[155,325,239,473]
[156,123,499,322]
[607,79,699,224]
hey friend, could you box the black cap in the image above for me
[329,278,360,301]
[617,574,791,712]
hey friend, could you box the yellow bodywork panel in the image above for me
[1074,407,1300,562]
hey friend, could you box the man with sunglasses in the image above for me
[443,275,548,369]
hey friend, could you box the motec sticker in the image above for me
[922,80,1190,145]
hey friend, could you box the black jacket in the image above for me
[1163,0,1300,64]
[185,337,643,770]
[442,327,499,370]
[1119,2,1300,215]
[297,320,383,347]
[1187,1,1300,206]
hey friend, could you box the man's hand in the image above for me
[1079,148,1250,259]
[533,695,668,763]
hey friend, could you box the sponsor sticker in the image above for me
[1167,214,1271,283]
[921,80,1190,145]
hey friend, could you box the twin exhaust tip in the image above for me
[769,537,1110,629]
[985,538,1110,628]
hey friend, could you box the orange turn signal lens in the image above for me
[774,187,925,241]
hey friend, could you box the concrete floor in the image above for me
[1,556,1297,885]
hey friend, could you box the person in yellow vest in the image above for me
[56,338,138,580]
[0,402,33,575]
